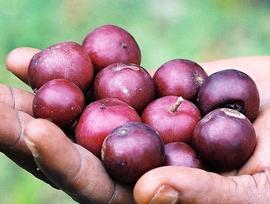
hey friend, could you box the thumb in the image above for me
[6,47,40,84]
[134,166,269,204]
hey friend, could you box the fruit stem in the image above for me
[170,96,184,112]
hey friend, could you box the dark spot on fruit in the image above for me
[121,43,128,49]
[100,104,106,110]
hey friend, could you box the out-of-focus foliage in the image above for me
[0,0,270,203]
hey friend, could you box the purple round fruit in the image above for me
[82,24,141,72]
[164,142,203,169]
[142,96,201,144]
[101,122,164,184]
[33,79,85,128]
[94,63,155,112]
[197,69,260,121]
[28,41,94,91]
[153,59,208,100]
[75,98,141,158]
[192,108,256,171]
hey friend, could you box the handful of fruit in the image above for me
[28,24,259,184]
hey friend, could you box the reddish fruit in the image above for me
[153,59,208,101]
[164,142,203,169]
[82,24,141,72]
[75,98,141,157]
[28,41,94,91]
[33,79,85,128]
[197,69,260,121]
[142,96,201,144]
[192,108,256,171]
[94,63,155,112]
[101,122,164,184]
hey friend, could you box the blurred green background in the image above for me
[0,0,270,203]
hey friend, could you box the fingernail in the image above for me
[23,136,39,158]
[149,185,179,204]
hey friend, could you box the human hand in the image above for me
[2,49,270,204]
[134,57,270,204]
[1,48,134,204]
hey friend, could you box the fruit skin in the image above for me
[142,96,201,144]
[94,63,155,112]
[153,59,208,101]
[33,79,85,128]
[101,122,164,184]
[28,41,94,91]
[82,24,141,72]
[164,142,203,169]
[192,108,256,172]
[197,69,260,121]
[75,98,141,158]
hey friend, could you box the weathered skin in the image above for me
[3,48,270,204]
[3,48,135,204]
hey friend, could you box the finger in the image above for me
[6,47,40,84]
[23,119,134,204]
[200,56,270,80]
[0,84,34,116]
[0,102,54,186]
[134,166,270,204]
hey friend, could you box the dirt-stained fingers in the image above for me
[0,102,54,186]
[134,166,270,204]
[24,119,134,204]
[0,84,33,115]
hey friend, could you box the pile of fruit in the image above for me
[29,24,260,184]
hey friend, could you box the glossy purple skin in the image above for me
[192,108,256,171]
[101,122,164,184]
[197,69,260,121]
[164,142,203,169]
[142,96,201,144]
[75,98,141,158]
[82,24,141,72]
[28,41,94,91]
[153,59,208,100]
[33,79,85,128]
[94,63,155,112]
